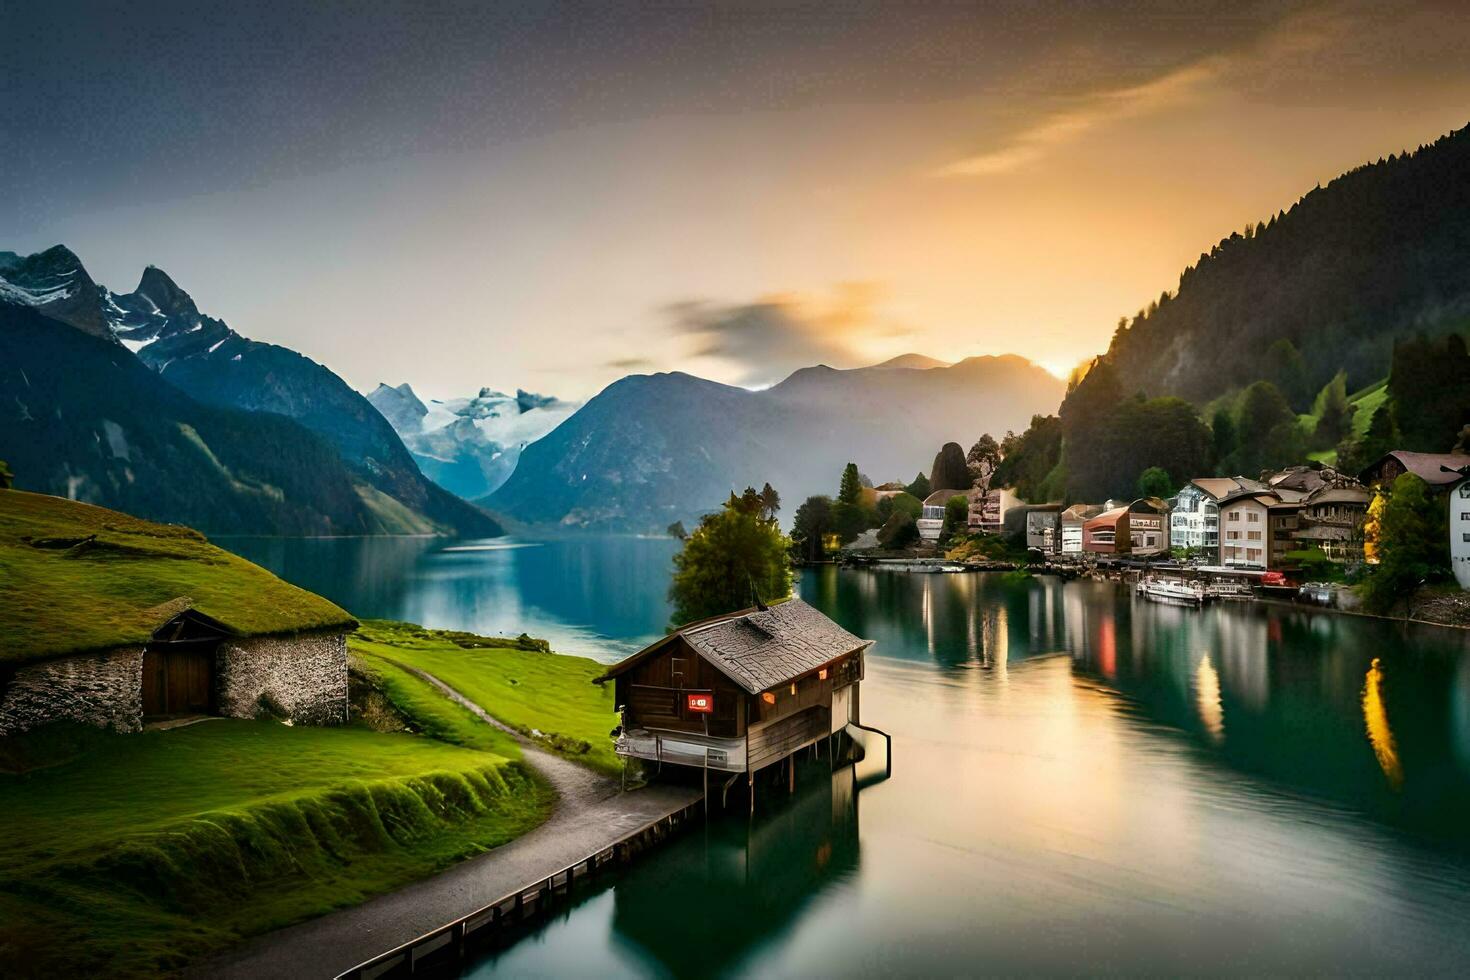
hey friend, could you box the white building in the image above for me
[1169,477,1264,553]
[918,489,963,542]
[1453,476,1470,590]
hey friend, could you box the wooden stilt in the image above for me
[788,754,795,793]
[748,772,755,816]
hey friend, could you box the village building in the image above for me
[967,486,1020,535]
[1360,450,1470,580]
[0,492,357,736]
[1169,477,1265,553]
[1290,483,1372,562]
[1060,503,1104,554]
[918,489,965,542]
[1004,502,1063,553]
[1452,473,1470,590]
[1266,499,1303,569]
[1083,499,1169,556]
[1217,489,1282,568]
[597,599,871,792]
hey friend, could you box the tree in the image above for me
[991,416,1063,502]
[1232,381,1302,476]
[837,463,862,505]
[1211,408,1236,469]
[759,482,781,522]
[1136,466,1174,499]
[1361,473,1450,613]
[966,434,1002,489]
[929,442,970,493]
[669,492,792,626]
[791,495,835,562]
[1265,338,1310,411]
[877,511,919,550]
[938,494,969,547]
[666,520,687,540]
[1311,371,1354,449]
[904,471,931,500]
[0,459,12,490]
[1387,333,1470,452]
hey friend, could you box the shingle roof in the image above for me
[597,598,870,694]
[1364,451,1470,487]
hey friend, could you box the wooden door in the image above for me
[142,650,167,716]
[143,649,214,716]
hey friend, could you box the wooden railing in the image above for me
[334,798,704,979]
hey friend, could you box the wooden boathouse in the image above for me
[595,598,871,800]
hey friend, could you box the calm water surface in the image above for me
[224,540,1470,975]
[222,536,679,661]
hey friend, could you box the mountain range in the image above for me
[366,383,578,500]
[0,246,499,536]
[487,355,1065,532]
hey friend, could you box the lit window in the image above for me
[819,668,828,680]
[762,692,776,705]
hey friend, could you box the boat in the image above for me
[1298,582,1334,606]
[1205,580,1256,601]
[1136,577,1206,605]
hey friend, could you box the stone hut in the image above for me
[0,490,358,735]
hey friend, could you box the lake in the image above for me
[224,539,1470,975]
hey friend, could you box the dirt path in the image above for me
[202,667,701,979]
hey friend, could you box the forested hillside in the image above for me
[1106,123,1470,404]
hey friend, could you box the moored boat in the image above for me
[1137,577,1206,604]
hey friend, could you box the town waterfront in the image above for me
[225,541,1470,975]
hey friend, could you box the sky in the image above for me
[5,1,1470,400]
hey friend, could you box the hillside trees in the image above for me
[669,488,792,625]
[1230,381,1304,476]
[904,471,931,500]
[1386,333,1470,451]
[991,415,1063,502]
[1311,372,1354,449]
[1136,466,1174,499]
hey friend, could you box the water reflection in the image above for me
[472,764,864,978]
[1363,658,1403,791]
[217,535,680,661]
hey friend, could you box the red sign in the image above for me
[685,692,714,714]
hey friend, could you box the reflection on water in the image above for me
[457,566,1470,976]
[1363,658,1403,791]
[218,535,679,661]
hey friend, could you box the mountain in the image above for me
[367,383,578,500]
[487,355,1064,531]
[0,247,500,536]
[1103,122,1470,404]
[871,353,950,370]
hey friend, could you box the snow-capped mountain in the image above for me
[0,245,500,536]
[368,383,578,500]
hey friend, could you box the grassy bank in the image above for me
[0,589,622,978]
[350,620,621,776]
[0,721,552,978]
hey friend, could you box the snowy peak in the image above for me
[0,244,111,338]
[367,382,430,432]
[369,381,579,499]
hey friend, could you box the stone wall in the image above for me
[216,632,348,726]
[0,647,144,735]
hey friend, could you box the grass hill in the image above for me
[0,490,355,662]
[1105,122,1470,403]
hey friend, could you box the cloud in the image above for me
[664,283,906,386]
[934,9,1345,178]
[934,59,1221,178]
[605,356,655,371]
